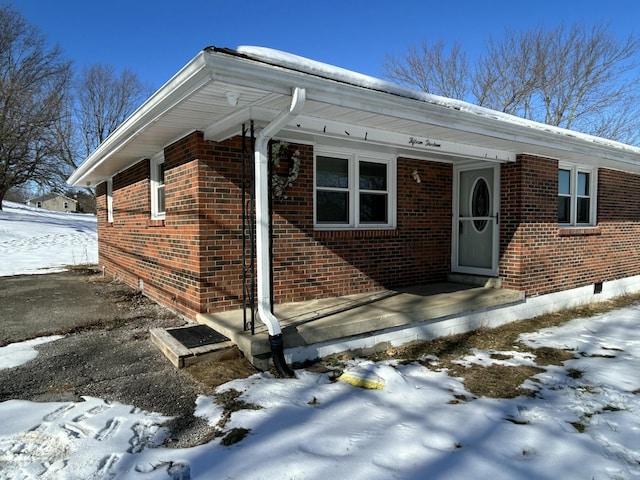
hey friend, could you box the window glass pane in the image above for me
[359,161,387,191]
[577,197,590,223]
[360,193,388,223]
[558,169,571,195]
[472,178,490,218]
[577,172,589,196]
[317,191,349,223]
[558,197,570,223]
[157,162,165,185]
[317,156,348,188]
[157,185,165,213]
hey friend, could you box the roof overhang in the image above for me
[68,46,640,187]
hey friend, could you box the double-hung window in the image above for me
[315,150,395,229]
[150,153,165,220]
[558,165,596,225]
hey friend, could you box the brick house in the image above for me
[68,47,640,372]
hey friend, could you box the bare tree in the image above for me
[0,4,72,209]
[473,28,543,117]
[384,39,471,100]
[75,64,152,157]
[539,24,639,140]
[384,23,640,145]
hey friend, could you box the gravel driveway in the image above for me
[0,269,257,448]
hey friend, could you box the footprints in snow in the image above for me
[42,401,123,442]
[43,403,75,422]
[95,417,124,441]
[89,453,121,480]
[135,460,191,479]
[1,398,176,479]
[73,403,110,423]
[0,232,94,253]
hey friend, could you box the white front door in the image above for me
[452,164,500,276]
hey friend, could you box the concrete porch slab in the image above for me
[196,283,525,370]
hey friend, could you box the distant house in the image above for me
[68,46,640,373]
[27,193,77,213]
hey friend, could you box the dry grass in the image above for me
[451,364,544,399]
[367,293,640,399]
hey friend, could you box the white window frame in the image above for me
[314,148,396,230]
[106,179,114,223]
[558,164,597,226]
[150,152,165,220]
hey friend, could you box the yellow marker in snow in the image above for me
[337,368,385,390]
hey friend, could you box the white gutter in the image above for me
[254,87,306,338]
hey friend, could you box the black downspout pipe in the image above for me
[270,333,295,377]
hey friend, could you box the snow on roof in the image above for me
[236,46,640,156]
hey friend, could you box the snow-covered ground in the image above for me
[1,200,639,479]
[0,201,97,276]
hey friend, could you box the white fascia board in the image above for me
[312,85,640,166]
[205,107,515,163]
[288,116,516,162]
[68,52,213,186]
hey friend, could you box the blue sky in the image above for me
[15,0,640,91]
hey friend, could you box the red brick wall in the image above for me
[97,135,640,318]
[96,159,152,291]
[270,153,452,303]
[96,132,247,318]
[500,155,640,296]
[96,132,453,318]
[595,168,640,279]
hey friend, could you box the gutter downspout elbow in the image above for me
[254,87,305,377]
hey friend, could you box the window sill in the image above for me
[148,219,166,227]
[558,226,601,236]
[314,229,398,239]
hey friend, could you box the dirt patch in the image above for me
[211,389,262,446]
[185,347,259,389]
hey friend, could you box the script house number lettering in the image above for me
[408,137,441,148]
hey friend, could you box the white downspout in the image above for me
[254,87,305,375]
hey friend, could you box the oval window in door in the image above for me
[471,177,490,232]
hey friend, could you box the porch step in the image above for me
[447,273,503,288]
[150,324,234,368]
